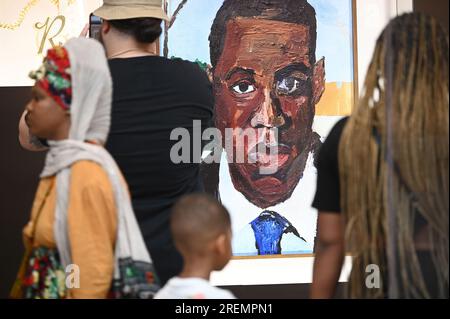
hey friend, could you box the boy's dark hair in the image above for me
[209,0,317,67]
[171,194,231,253]
[109,18,162,43]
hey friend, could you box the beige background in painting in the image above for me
[316,82,354,116]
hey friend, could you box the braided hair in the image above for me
[339,13,449,298]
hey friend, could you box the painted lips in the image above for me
[248,142,291,171]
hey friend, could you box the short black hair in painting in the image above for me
[209,0,317,67]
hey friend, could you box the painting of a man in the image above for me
[209,0,325,255]
[163,0,355,257]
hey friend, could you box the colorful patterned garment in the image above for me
[29,46,72,111]
[22,247,66,299]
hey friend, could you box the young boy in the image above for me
[154,194,236,299]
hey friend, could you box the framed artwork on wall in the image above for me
[163,0,358,262]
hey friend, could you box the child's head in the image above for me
[171,194,232,271]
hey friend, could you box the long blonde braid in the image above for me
[339,13,449,298]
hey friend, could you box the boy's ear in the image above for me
[214,234,227,255]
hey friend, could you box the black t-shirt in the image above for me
[106,56,214,284]
[312,116,431,229]
[312,117,348,213]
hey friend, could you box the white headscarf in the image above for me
[39,38,152,281]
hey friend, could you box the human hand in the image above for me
[79,23,89,38]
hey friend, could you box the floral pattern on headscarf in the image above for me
[29,46,72,111]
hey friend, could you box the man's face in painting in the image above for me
[213,17,325,209]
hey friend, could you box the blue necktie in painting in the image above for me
[250,211,306,255]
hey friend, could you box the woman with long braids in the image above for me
[311,13,448,299]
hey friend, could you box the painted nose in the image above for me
[251,88,285,128]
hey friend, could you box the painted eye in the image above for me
[232,82,256,94]
[276,77,301,95]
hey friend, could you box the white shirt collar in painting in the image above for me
[218,151,318,255]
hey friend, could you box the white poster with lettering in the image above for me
[0,0,103,87]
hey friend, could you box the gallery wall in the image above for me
[414,0,449,32]
[0,88,45,298]
[2,0,448,298]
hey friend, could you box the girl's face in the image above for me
[25,85,70,141]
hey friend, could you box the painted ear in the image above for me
[313,57,326,105]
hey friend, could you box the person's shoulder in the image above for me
[71,160,103,173]
[167,57,202,69]
[329,116,349,139]
[70,161,110,189]
[153,283,172,299]
[165,57,208,77]
[315,116,349,167]
[322,116,349,148]
[184,281,236,299]
[206,286,236,299]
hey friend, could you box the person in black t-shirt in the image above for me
[310,13,448,299]
[92,1,214,285]
[309,117,348,299]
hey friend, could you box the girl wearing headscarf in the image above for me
[11,38,157,299]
